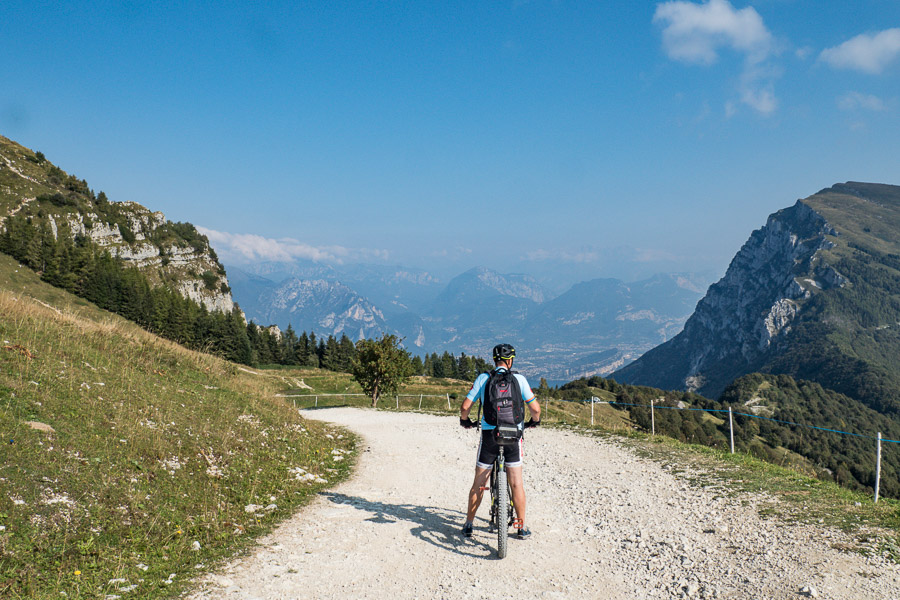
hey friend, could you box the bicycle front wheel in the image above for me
[496,468,509,559]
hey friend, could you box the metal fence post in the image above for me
[591,396,595,427]
[315,395,318,407]
[729,407,735,454]
[651,398,655,436]
[447,393,451,410]
[876,432,882,503]
[396,395,399,409]
[419,394,423,409]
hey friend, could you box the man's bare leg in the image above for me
[466,467,492,522]
[507,465,526,525]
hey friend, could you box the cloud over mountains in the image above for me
[198,227,389,265]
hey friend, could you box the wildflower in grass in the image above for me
[74,570,81,576]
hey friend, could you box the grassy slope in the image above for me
[0,136,55,216]
[0,253,357,599]
[805,183,900,258]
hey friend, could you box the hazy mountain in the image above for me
[255,278,390,341]
[614,182,900,416]
[228,260,709,381]
[234,260,442,315]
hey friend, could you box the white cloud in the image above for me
[795,46,814,61]
[837,91,886,112]
[197,227,389,264]
[739,65,778,115]
[654,0,773,65]
[654,0,779,116]
[525,248,601,263]
[820,28,900,74]
[431,247,473,258]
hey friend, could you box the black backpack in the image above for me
[482,369,525,444]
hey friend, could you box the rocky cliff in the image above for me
[614,183,900,410]
[0,135,234,313]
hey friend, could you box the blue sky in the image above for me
[2,1,899,284]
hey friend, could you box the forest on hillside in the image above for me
[0,214,490,379]
[552,373,900,498]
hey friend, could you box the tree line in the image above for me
[549,372,900,499]
[0,213,492,381]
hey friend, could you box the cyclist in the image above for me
[459,343,541,539]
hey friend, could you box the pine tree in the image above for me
[338,334,356,372]
[410,355,424,376]
[306,333,320,367]
[431,352,443,377]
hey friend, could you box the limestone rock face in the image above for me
[29,204,234,315]
[614,200,844,396]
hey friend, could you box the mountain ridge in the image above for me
[0,134,235,314]
[614,182,900,416]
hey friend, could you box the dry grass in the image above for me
[0,284,355,599]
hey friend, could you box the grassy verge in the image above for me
[0,257,356,599]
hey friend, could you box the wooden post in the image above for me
[447,393,451,410]
[419,394,423,409]
[396,395,399,409]
[651,398,655,436]
[591,396,595,427]
[875,432,883,503]
[315,395,318,407]
[729,407,735,454]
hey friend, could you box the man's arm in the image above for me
[527,397,541,422]
[460,398,474,420]
[460,372,488,425]
[517,374,541,422]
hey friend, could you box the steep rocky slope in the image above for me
[614,182,900,413]
[0,134,234,313]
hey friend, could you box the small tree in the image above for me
[352,334,412,407]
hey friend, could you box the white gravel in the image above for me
[188,408,900,599]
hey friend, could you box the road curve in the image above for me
[188,408,900,599]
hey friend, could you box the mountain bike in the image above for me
[483,438,519,559]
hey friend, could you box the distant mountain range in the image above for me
[614,182,900,417]
[228,260,711,381]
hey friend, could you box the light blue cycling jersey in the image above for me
[466,367,536,430]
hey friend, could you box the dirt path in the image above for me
[188,408,900,599]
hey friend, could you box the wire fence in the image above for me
[276,390,894,503]
[584,396,895,503]
[277,392,454,409]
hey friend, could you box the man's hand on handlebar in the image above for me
[460,417,477,429]
[524,418,540,429]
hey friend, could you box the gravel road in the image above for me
[188,408,900,599]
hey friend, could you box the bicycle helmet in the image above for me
[492,343,516,362]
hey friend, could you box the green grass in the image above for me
[0,257,357,599]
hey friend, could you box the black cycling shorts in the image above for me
[476,428,523,469]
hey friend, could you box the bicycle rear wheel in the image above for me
[496,468,509,558]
